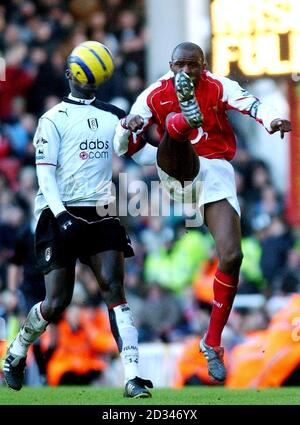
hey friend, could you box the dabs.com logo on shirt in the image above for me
[79,139,109,160]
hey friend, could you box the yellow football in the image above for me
[68,40,115,86]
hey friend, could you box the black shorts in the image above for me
[35,207,134,274]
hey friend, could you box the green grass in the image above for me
[0,386,299,405]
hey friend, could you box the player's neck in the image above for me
[68,93,95,104]
[69,85,96,100]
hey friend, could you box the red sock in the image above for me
[205,269,238,347]
[166,113,197,141]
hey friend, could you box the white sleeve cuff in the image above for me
[113,122,131,156]
[256,103,282,132]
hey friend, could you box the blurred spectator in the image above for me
[272,249,300,296]
[44,285,117,386]
[139,283,184,342]
[252,214,294,292]
[246,159,272,204]
[13,165,37,218]
[4,113,37,159]
[0,125,10,159]
[0,43,35,121]
[140,216,174,253]
[116,9,146,79]
[250,185,284,219]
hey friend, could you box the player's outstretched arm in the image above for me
[215,74,291,135]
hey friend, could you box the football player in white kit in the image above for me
[3,41,153,398]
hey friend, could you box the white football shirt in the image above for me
[33,95,125,217]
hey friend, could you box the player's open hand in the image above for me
[270,119,292,139]
[121,114,144,132]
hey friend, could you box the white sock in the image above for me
[10,302,48,358]
[112,303,139,383]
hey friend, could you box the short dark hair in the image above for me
[171,42,205,62]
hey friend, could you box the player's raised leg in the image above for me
[157,72,202,185]
[175,70,203,128]
[157,129,200,185]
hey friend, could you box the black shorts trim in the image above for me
[35,207,134,274]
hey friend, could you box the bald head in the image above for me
[169,42,206,84]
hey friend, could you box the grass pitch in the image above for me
[0,385,299,405]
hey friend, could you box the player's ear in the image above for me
[169,61,173,71]
[65,68,71,80]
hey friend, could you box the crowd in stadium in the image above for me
[1,0,300,388]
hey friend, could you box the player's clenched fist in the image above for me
[121,114,144,132]
[55,211,88,247]
[270,118,292,139]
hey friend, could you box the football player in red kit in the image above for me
[114,41,291,382]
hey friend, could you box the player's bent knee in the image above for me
[220,250,243,273]
[102,279,125,306]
